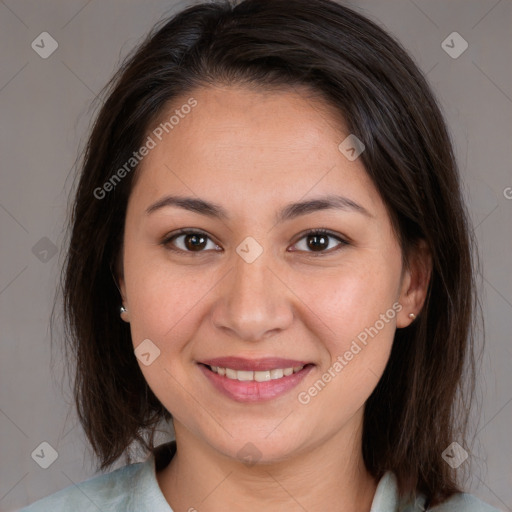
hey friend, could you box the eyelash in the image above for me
[161,228,349,256]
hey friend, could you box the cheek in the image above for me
[294,265,399,423]
[123,242,179,336]
[299,257,400,344]
[298,256,400,413]
[123,257,212,419]
[126,264,213,348]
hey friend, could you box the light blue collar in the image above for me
[371,471,428,511]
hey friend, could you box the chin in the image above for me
[207,431,308,467]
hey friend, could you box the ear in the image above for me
[396,239,432,328]
[118,273,127,302]
[113,253,130,323]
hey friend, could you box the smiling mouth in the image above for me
[198,361,315,402]
[204,364,309,382]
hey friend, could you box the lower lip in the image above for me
[198,364,314,403]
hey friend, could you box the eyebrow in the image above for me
[145,194,373,222]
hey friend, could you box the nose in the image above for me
[210,247,294,342]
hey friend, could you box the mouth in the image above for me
[198,357,315,402]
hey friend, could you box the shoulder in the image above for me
[19,460,147,511]
[428,492,502,512]
[378,471,500,512]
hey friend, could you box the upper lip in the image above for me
[200,357,312,371]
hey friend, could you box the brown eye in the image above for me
[182,233,207,251]
[306,233,330,251]
[162,230,221,253]
[291,229,348,254]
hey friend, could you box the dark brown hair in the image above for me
[61,0,480,506]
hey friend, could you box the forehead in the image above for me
[151,84,345,155]
[129,85,382,215]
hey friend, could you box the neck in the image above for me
[156,417,378,512]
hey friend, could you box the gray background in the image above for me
[0,0,511,510]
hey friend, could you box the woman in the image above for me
[21,0,499,510]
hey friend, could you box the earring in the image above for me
[408,313,416,320]
[120,305,127,315]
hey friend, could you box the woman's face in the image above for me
[119,84,422,463]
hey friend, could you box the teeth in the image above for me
[270,369,283,379]
[237,370,254,381]
[254,370,271,382]
[226,368,238,379]
[209,365,305,381]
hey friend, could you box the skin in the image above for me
[118,84,431,512]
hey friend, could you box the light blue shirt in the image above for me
[19,441,500,511]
